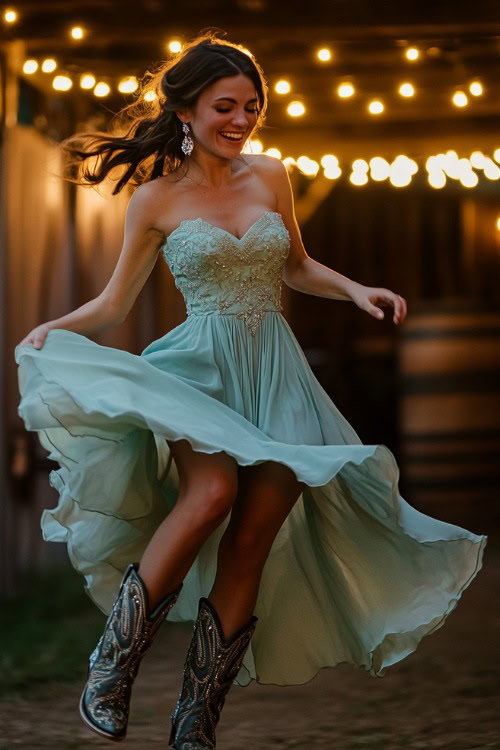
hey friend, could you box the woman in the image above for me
[15,32,487,749]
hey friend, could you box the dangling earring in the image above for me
[181,122,194,156]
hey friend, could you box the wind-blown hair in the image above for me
[60,31,269,195]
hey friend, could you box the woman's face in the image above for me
[182,73,260,157]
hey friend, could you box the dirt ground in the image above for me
[1,531,498,750]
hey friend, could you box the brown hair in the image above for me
[60,31,269,195]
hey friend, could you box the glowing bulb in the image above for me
[71,26,84,40]
[428,171,446,189]
[350,172,368,186]
[23,59,38,74]
[118,76,139,94]
[324,165,342,179]
[399,83,415,97]
[496,217,500,231]
[41,58,57,73]
[168,40,182,53]
[287,101,305,117]
[459,171,478,188]
[4,9,17,22]
[352,159,369,172]
[493,148,500,164]
[246,138,263,154]
[265,148,282,159]
[368,100,384,115]
[52,75,72,91]
[80,74,96,89]
[483,159,500,180]
[470,151,486,169]
[369,157,390,181]
[283,156,296,170]
[469,81,483,96]
[317,48,332,62]
[321,154,339,168]
[337,83,355,98]
[453,91,468,107]
[94,82,110,97]
[405,47,419,61]
[275,80,291,95]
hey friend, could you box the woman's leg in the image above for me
[139,438,239,610]
[207,461,307,640]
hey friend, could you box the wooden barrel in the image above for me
[397,300,500,519]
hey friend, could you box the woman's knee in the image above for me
[180,470,238,527]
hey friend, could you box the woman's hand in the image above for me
[17,323,52,350]
[349,284,407,325]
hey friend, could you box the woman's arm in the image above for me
[265,156,407,325]
[18,183,166,348]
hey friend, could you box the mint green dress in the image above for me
[14,210,487,687]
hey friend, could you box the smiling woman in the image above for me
[14,28,487,750]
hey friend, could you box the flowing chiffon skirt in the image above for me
[14,312,487,687]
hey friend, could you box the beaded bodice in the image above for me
[160,211,290,336]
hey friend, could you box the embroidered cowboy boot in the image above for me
[79,562,182,742]
[169,597,257,749]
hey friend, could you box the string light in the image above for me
[265,148,282,159]
[52,75,72,91]
[41,58,57,73]
[469,81,483,96]
[452,91,468,107]
[23,60,38,74]
[168,39,182,54]
[275,79,291,94]
[118,76,139,94]
[399,82,415,97]
[94,82,110,97]
[287,101,305,117]
[70,26,84,40]
[368,100,384,114]
[405,47,420,61]
[316,48,332,62]
[80,74,96,89]
[337,83,355,98]
[3,8,17,23]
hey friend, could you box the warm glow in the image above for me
[94,82,111,97]
[321,154,339,168]
[350,172,368,186]
[41,58,57,73]
[337,83,355,98]
[399,82,415,97]
[118,76,139,94]
[496,217,500,231]
[283,156,296,170]
[459,171,479,188]
[352,159,369,172]
[296,156,319,176]
[287,101,305,117]
[265,148,282,159]
[80,74,96,89]
[369,157,390,181]
[317,48,332,62]
[390,156,414,187]
[452,91,468,107]
[405,47,420,61]
[71,26,84,40]
[368,100,384,115]
[4,8,17,22]
[483,158,500,180]
[324,164,342,179]
[52,75,72,91]
[494,148,500,164]
[470,151,486,169]
[143,90,157,102]
[168,40,182,53]
[428,170,446,189]
[469,81,483,96]
[23,59,38,74]
[275,79,291,94]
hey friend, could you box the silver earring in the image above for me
[181,122,194,156]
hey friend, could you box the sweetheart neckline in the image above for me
[164,210,284,246]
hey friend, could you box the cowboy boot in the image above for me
[168,597,257,749]
[79,562,182,742]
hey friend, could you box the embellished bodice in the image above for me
[160,211,290,336]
